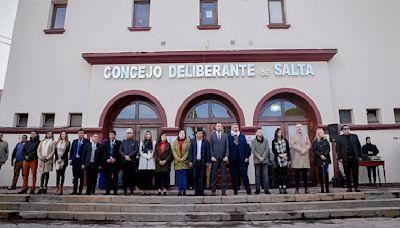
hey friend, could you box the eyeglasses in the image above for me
[343,128,350,130]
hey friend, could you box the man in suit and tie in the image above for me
[189,129,210,196]
[103,130,122,195]
[210,122,229,196]
[82,134,104,195]
[228,123,252,195]
[69,129,89,195]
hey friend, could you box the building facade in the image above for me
[0,0,399,187]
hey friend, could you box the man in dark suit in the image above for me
[82,134,104,195]
[69,129,90,195]
[103,130,122,195]
[210,122,229,196]
[228,123,252,195]
[336,125,362,192]
[189,129,210,196]
[119,128,139,195]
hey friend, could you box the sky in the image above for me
[0,0,19,90]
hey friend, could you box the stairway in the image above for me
[0,191,399,221]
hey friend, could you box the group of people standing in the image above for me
[0,123,380,196]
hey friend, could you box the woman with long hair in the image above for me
[313,128,331,193]
[138,131,156,195]
[154,132,172,196]
[271,128,291,194]
[54,131,70,195]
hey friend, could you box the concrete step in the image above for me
[0,192,365,205]
[0,207,399,221]
[0,199,399,213]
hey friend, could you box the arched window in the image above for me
[111,101,162,141]
[183,100,237,138]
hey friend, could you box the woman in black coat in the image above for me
[313,128,331,193]
[361,137,379,186]
[272,128,291,194]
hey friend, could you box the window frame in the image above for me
[44,3,67,34]
[394,108,400,123]
[15,113,28,128]
[69,113,83,127]
[197,0,220,30]
[184,100,236,124]
[267,0,290,29]
[366,109,380,124]
[113,101,162,125]
[128,0,151,31]
[42,113,55,128]
[339,109,353,124]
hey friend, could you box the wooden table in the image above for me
[359,160,386,187]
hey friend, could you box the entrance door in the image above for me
[183,100,238,189]
[258,98,315,186]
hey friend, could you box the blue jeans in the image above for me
[176,169,188,192]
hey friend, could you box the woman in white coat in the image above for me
[37,131,56,194]
[138,131,156,195]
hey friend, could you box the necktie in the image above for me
[77,140,81,157]
[217,133,221,142]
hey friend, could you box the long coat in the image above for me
[251,137,270,165]
[154,142,172,172]
[313,138,331,166]
[290,132,311,169]
[172,139,191,170]
[37,139,56,173]
[138,140,156,170]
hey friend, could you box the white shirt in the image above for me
[196,139,202,160]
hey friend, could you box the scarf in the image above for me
[256,136,264,143]
[231,131,240,145]
[142,139,153,154]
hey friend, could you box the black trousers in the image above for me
[193,162,206,195]
[140,170,154,190]
[72,159,84,194]
[40,172,50,188]
[230,160,251,194]
[155,171,169,190]
[318,166,330,192]
[344,159,359,189]
[104,163,119,194]
[86,163,98,194]
[122,162,136,192]
[277,166,288,187]
[294,168,308,189]
[367,166,377,184]
[56,168,66,188]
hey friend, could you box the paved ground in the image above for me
[0,218,399,227]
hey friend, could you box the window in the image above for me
[129,0,151,31]
[44,3,67,34]
[394,109,400,123]
[267,0,290,29]
[51,4,67,29]
[260,99,306,119]
[15,114,28,127]
[339,110,353,124]
[69,113,82,127]
[198,0,220,30]
[367,109,380,124]
[42,113,55,127]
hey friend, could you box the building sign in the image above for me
[103,63,315,79]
